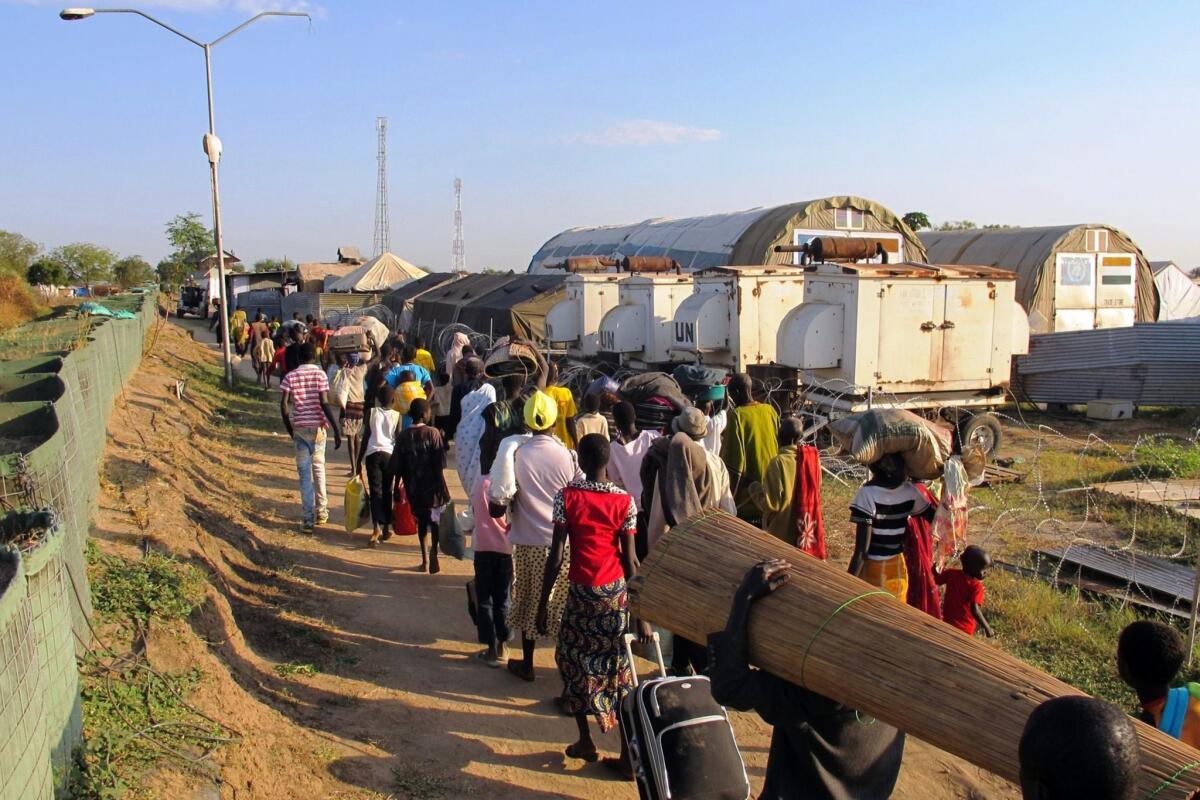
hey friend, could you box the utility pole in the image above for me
[452,177,465,273]
[373,117,390,257]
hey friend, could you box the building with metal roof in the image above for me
[920,225,1156,334]
[526,196,925,274]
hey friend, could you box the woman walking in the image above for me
[537,433,645,772]
[360,384,401,547]
[391,398,450,573]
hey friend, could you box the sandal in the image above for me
[506,659,535,682]
[475,650,503,668]
[565,742,600,763]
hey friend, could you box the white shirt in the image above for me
[364,407,401,456]
[703,409,728,455]
[609,430,660,511]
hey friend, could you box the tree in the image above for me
[935,220,978,231]
[27,259,67,286]
[902,212,931,231]
[156,258,190,288]
[0,230,41,278]
[165,212,214,266]
[253,257,295,273]
[50,243,116,289]
[112,255,155,289]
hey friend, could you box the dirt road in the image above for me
[91,317,1017,799]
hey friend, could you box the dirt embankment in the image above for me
[91,318,1018,799]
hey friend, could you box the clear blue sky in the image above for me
[1,0,1197,270]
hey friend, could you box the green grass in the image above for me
[391,766,448,800]
[88,541,206,628]
[274,661,318,678]
[1134,438,1200,480]
[987,570,1200,708]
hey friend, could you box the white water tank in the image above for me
[777,262,1030,410]
[544,273,624,357]
[670,266,806,372]
[597,274,694,367]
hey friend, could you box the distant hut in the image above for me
[920,225,1156,334]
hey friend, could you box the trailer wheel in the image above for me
[960,412,1002,458]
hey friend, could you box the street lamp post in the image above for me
[60,7,309,387]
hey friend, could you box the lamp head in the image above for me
[60,8,96,20]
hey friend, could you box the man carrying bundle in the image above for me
[709,560,905,799]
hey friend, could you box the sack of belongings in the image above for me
[829,408,953,480]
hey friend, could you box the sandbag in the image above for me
[344,476,366,532]
[829,408,952,480]
[438,501,466,559]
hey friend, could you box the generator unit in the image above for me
[597,274,694,368]
[670,266,806,372]
[544,273,624,358]
[776,262,1030,412]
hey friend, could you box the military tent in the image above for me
[330,252,427,293]
[455,274,567,342]
[410,273,519,328]
[527,196,925,273]
[381,272,465,331]
[1151,261,1200,321]
[920,225,1155,334]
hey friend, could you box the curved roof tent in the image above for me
[920,225,1157,334]
[527,196,926,273]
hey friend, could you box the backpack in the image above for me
[1159,683,1200,739]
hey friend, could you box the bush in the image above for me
[89,544,206,626]
[0,273,39,331]
[1135,438,1200,479]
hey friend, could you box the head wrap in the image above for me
[524,390,559,432]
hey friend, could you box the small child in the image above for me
[1118,620,1200,747]
[573,392,609,443]
[472,475,513,667]
[934,545,994,637]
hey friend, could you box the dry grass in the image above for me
[0,274,40,331]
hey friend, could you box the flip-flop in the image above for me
[564,743,600,763]
[506,660,535,682]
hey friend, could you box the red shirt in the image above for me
[553,480,636,587]
[936,568,984,635]
[280,364,330,429]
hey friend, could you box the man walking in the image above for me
[280,341,342,532]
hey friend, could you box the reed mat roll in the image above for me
[630,511,1200,799]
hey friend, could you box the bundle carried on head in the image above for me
[330,325,371,355]
[353,316,389,350]
[619,372,693,434]
[484,336,540,379]
[672,364,728,405]
[829,408,953,480]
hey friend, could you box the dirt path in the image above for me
[92,317,1018,799]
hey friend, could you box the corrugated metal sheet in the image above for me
[234,289,282,321]
[1039,545,1195,606]
[1016,321,1200,405]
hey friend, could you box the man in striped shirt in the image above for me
[280,341,342,532]
[847,453,933,602]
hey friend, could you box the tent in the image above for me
[296,262,358,293]
[455,274,568,342]
[330,252,427,293]
[381,272,465,331]
[411,273,520,328]
[920,225,1156,334]
[527,196,926,273]
[1151,261,1200,321]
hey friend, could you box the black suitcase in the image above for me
[620,633,750,800]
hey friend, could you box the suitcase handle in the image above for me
[623,631,666,687]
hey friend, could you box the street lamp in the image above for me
[60,6,309,387]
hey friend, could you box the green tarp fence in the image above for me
[0,290,158,796]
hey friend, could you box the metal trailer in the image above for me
[596,273,694,370]
[669,266,807,373]
[762,261,1030,455]
[545,273,625,358]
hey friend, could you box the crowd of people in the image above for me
[259,314,1191,799]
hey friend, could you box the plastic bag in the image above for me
[439,501,467,559]
[344,477,366,532]
[392,484,418,536]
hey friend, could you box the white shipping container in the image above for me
[544,273,624,357]
[670,266,806,372]
[597,274,694,367]
[777,262,1030,410]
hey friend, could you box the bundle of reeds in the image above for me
[630,510,1200,799]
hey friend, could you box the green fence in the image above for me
[0,292,158,796]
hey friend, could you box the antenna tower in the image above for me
[373,116,390,257]
[452,177,465,272]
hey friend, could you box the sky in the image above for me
[0,0,1197,271]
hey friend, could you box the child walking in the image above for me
[536,433,645,774]
[390,399,450,573]
[360,384,401,547]
[934,545,994,637]
[1118,620,1200,747]
[472,475,512,667]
